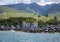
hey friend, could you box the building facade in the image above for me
[22,21,38,28]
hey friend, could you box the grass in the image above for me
[0,6,60,21]
[48,12,60,21]
[0,11,52,22]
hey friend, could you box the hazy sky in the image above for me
[0,0,60,6]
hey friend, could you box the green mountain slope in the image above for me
[48,12,60,17]
[48,12,60,20]
[0,6,36,19]
[0,6,51,21]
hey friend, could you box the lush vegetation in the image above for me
[0,6,60,26]
[48,12,60,17]
[0,17,60,33]
[0,6,60,33]
[0,17,36,26]
[0,16,60,26]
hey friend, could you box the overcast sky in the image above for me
[0,0,60,6]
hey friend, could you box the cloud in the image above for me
[0,0,60,5]
[0,0,15,5]
[0,0,32,5]
[36,0,60,6]
[45,0,60,2]
[22,0,31,4]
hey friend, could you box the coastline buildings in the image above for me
[0,21,60,33]
[0,21,60,29]
[22,21,38,28]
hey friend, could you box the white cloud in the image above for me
[3,0,15,3]
[0,0,60,5]
[22,0,31,4]
[0,2,5,5]
[49,0,60,2]
[15,0,22,3]
[0,0,15,5]
[36,0,60,6]
[0,0,32,5]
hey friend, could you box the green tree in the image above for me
[24,17,37,23]
[45,14,48,17]
[54,16,57,20]
[38,20,46,26]
[47,16,59,25]
[38,15,41,17]
[54,16,58,25]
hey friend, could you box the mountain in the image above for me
[46,3,60,17]
[0,3,60,16]
[0,6,38,19]
[3,3,44,15]
[46,3,60,14]
[1,3,51,15]
[2,3,59,15]
[0,6,51,21]
[0,4,60,21]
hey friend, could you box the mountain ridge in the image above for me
[0,3,60,16]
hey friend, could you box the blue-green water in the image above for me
[0,31,60,42]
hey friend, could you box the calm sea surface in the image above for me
[0,31,60,42]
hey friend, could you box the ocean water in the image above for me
[0,31,60,42]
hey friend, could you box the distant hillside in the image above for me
[48,12,60,17]
[0,3,60,21]
[3,3,51,15]
[0,6,36,19]
[4,3,43,15]
[46,4,60,14]
[48,12,60,20]
[2,3,60,15]
[0,6,51,21]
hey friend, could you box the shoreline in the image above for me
[0,30,60,33]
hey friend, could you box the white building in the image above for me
[22,21,38,28]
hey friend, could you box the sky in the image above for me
[0,0,60,6]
